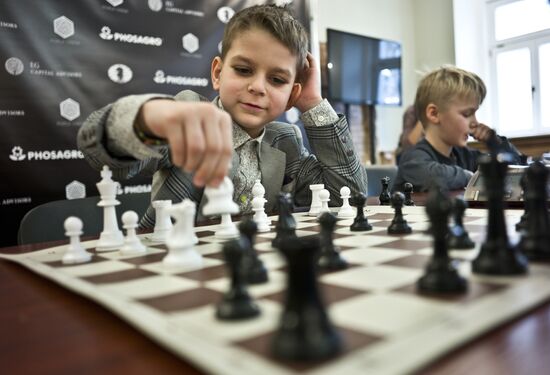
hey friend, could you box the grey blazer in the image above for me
[77,90,368,228]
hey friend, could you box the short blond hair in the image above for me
[415,66,487,127]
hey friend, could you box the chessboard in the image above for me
[2,206,550,375]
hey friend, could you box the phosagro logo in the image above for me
[9,146,25,161]
[108,64,133,84]
[5,57,24,75]
[99,26,162,46]
[153,70,208,86]
[8,146,84,162]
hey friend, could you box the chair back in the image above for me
[18,193,150,245]
[365,165,398,197]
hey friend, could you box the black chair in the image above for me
[365,165,398,197]
[17,193,150,245]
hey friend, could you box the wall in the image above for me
[314,0,455,154]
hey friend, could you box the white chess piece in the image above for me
[62,216,91,264]
[308,184,324,216]
[318,188,331,214]
[150,200,173,243]
[252,197,270,232]
[202,176,239,239]
[120,211,147,255]
[202,176,240,217]
[338,186,355,219]
[95,165,124,251]
[252,179,271,225]
[163,199,202,268]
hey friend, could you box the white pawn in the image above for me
[62,217,91,264]
[163,199,202,268]
[318,188,331,215]
[252,196,270,232]
[96,165,124,251]
[120,211,147,255]
[150,200,173,243]
[338,186,355,219]
[308,184,324,216]
[215,213,240,239]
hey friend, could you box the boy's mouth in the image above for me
[240,102,264,112]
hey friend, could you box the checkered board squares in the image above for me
[3,206,550,375]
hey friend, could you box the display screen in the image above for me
[326,29,402,106]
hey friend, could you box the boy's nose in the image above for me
[248,77,266,95]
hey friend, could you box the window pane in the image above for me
[495,0,550,41]
[540,43,550,129]
[496,48,533,133]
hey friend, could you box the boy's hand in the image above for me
[294,52,323,113]
[136,99,233,188]
[469,122,498,144]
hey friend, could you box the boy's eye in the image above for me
[233,66,251,75]
[270,76,288,85]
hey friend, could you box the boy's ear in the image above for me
[425,103,440,124]
[211,56,223,91]
[285,83,302,111]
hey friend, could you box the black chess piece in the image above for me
[271,235,342,361]
[272,192,297,249]
[418,188,468,293]
[379,176,391,205]
[387,192,412,234]
[515,172,529,232]
[517,160,550,260]
[447,196,475,249]
[239,218,268,284]
[472,154,528,275]
[417,189,468,293]
[350,192,372,231]
[403,182,415,206]
[318,212,348,270]
[216,239,261,320]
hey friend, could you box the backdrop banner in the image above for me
[0,0,309,246]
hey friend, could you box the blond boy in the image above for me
[394,66,521,192]
[78,5,367,228]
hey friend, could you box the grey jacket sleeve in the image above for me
[397,147,473,191]
[291,114,369,206]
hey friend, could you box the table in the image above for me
[2,198,550,374]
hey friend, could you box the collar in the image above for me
[213,96,265,151]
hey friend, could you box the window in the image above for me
[488,0,550,137]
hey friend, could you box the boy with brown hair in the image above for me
[78,4,367,228]
[394,66,521,192]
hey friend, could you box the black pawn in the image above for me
[403,182,415,206]
[388,192,412,234]
[418,188,468,293]
[350,192,372,231]
[239,218,268,284]
[272,192,297,249]
[447,196,475,249]
[379,176,391,205]
[216,239,260,320]
[272,236,342,361]
[517,160,550,260]
[318,212,348,270]
[472,154,528,275]
[515,172,529,232]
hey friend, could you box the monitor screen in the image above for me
[326,29,402,106]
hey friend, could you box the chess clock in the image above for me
[464,164,550,205]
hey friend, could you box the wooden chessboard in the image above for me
[2,206,550,375]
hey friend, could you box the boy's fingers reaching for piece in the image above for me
[182,117,205,173]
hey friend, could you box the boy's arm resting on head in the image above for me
[289,101,368,206]
[396,148,473,192]
[77,94,173,181]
